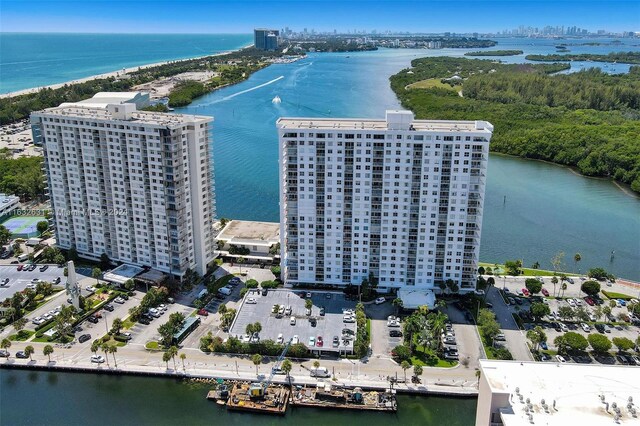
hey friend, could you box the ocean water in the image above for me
[176,47,640,281]
[0,33,253,93]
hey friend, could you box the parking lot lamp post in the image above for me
[104,311,109,335]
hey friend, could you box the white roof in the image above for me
[480,359,640,426]
[397,288,436,309]
[103,264,144,285]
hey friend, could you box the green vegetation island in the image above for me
[465,50,523,56]
[525,51,640,64]
[390,57,640,192]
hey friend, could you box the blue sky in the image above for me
[1,0,638,33]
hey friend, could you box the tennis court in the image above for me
[1,216,45,238]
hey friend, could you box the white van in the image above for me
[17,254,29,262]
[218,287,232,296]
[197,289,208,299]
[309,367,330,378]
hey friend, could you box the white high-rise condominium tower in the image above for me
[32,93,216,278]
[277,110,492,298]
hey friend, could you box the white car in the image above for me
[246,297,257,304]
[560,323,569,332]
[85,286,96,292]
[556,355,566,363]
[242,334,251,343]
[308,336,315,346]
[158,304,167,311]
[567,299,576,307]
[580,323,591,332]
[291,335,299,344]
[284,306,292,315]
[276,333,284,344]
[114,297,125,304]
[343,315,356,323]
[91,355,105,363]
[290,316,296,325]
[375,297,386,305]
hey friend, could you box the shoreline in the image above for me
[489,151,640,199]
[0,44,253,99]
[0,360,478,397]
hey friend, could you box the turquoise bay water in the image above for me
[0,33,253,93]
[177,47,640,281]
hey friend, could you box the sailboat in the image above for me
[272,95,282,104]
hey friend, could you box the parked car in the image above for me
[580,323,591,332]
[389,330,403,337]
[305,308,312,316]
[91,355,105,363]
[103,304,114,312]
[556,355,566,363]
[39,265,49,272]
[306,292,312,298]
[78,334,92,343]
[138,317,151,325]
[308,336,315,347]
[284,306,292,315]
[567,299,576,307]
[87,315,99,324]
[114,297,125,304]
[319,307,325,316]
[332,336,340,347]
[516,289,523,296]
[540,341,548,350]
[197,309,209,316]
[291,335,299,344]
[594,323,605,333]
[540,353,552,361]
[375,297,386,305]
[290,316,296,326]
[0,349,9,357]
[276,333,284,344]
[521,288,530,297]
[246,297,257,304]
[560,323,569,332]
[16,351,29,359]
[541,288,549,297]
[316,336,323,347]
[494,333,506,341]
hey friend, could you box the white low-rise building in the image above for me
[476,359,640,426]
[277,110,492,300]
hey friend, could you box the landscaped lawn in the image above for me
[601,291,633,300]
[479,262,577,277]
[9,330,34,341]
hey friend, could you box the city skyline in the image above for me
[1,0,638,34]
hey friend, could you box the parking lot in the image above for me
[0,264,67,300]
[230,289,357,354]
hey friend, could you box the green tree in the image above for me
[392,344,412,362]
[37,221,49,235]
[504,260,522,276]
[24,345,35,361]
[478,266,485,275]
[574,253,582,274]
[236,257,246,274]
[1,338,11,357]
[168,346,178,370]
[305,299,313,310]
[530,302,551,321]
[587,267,609,280]
[54,305,76,339]
[574,307,590,322]
[101,343,110,367]
[162,351,171,368]
[558,306,574,321]
[110,318,123,335]
[561,282,568,298]
[581,280,601,297]
[313,360,320,369]
[13,317,28,337]
[612,337,635,352]
[400,360,411,382]
[392,298,404,315]
[413,364,423,378]
[526,327,546,351]
[562,332,588,352]
[281,358,293,382]
[252,353,263,375]
[524,278,542,295]
[551,252,565,277]
[43,344,54,362]
[551,276,559,297]
[588,334,612,353]
[180,353,186,370]
[245,323,255,336]
[253,322,262,334]
[91,267,102,285]
[123,279,135,291]
[108,345,117,367]
[0,225,12,245]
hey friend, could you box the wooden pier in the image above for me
[291,384,397,412]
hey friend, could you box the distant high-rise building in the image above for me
[277,111,493,305]
[32,93,216,278]
[254,28,280,50]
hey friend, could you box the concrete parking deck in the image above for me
[230,289,357,354]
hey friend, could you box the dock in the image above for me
[225,382,290,415]
[291,383,397,412]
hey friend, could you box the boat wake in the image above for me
[200,76,284,105]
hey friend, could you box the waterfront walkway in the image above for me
[0,341,478,396]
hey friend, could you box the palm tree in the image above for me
[101,342,110,367]
[237,257,246,274]
[92,267,102,285]
[24,345,35,361]
[403,314,423,350]
[413,365,423,380]
[43,345,54,362]
[392,298,403,315]
[574,253,581,274]
[110,318,123,335]
[1,338,11,358]
[180,353,186,370]
[475,370,481,385]
[429,311,448,351]
[400,361,410,383]
[162,351,171,369]
[168,346,178,370]
[108,345,117,367]
[281,358,293,386]
[13,317,27,337]
[551,276,558,297]
[245,323,255,336]
[253,322,262,334]
[252,354,263,375]
[485,277,495,302]
[561,282,568,298]
[313,360,320,369]
[90,340,100,355]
